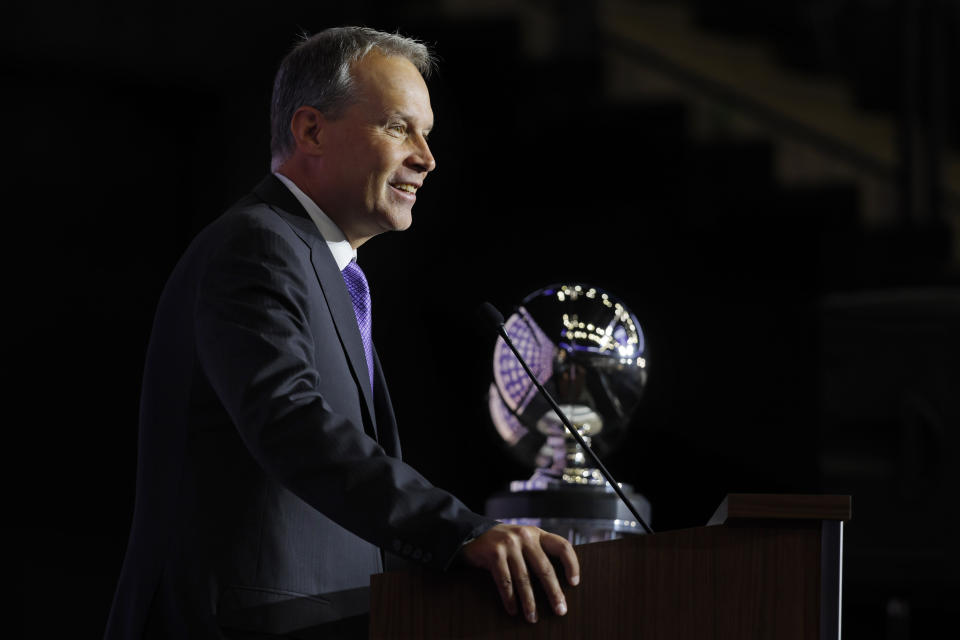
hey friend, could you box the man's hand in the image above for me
[459,524,580,623]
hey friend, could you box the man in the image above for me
[106,27,578,639]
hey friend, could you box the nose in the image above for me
[408,134,436,174]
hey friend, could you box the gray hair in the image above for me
[269,26,436,171]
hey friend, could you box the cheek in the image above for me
[371,140,404,172]
[370,155,400,191]
[342,140,401,201]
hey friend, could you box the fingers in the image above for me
[520,530,569,619]
[539,531,581,586]
[490,552,517,616]
[459,524,580,623]
[508,544,538,623]
[521,548,562,620]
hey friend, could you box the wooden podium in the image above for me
[370,494,851,639]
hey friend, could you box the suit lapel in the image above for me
[253,175,379,442]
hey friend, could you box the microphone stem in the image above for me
[497,326,654,535]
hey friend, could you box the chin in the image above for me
[377,210,414,233]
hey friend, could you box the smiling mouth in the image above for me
[391,183,419,194]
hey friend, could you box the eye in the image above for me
[388,122,407,136]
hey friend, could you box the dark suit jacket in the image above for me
[105,175,495,638]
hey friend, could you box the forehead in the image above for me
[349,51,433,124]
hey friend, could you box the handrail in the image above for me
[601,29,896,182]
[598,1,960,211]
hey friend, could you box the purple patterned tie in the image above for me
[341,259,375,391]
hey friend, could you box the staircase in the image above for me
[422,1,959,635]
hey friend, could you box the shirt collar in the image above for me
[273,172,357,270]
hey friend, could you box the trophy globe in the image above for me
[484,283,652,543]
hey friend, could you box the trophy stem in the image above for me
[563,435,606,485]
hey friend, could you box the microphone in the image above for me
[480,302,654,535]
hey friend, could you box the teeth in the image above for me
[394,183,417,193]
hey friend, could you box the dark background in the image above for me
[3,0,958,637]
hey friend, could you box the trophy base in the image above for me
[484,482,652,545]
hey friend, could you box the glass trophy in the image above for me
[485,283,652,543]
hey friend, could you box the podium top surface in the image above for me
[707,493,852,526]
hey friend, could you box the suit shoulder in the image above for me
[191,193,313,254]
[160,192,313,287]
[217,193,299,236]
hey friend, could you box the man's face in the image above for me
[314,51,436,245]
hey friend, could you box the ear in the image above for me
[289,106,326,157]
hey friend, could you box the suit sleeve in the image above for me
[193,218,495,570]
